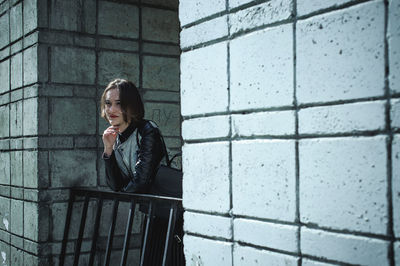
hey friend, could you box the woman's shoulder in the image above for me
[138,120,160,136]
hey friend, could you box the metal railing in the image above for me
[59,188,183,266]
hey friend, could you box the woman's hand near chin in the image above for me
[102,126,119,156]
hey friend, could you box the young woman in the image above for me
[101,79,184,265]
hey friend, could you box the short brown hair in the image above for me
[100,79,144,124]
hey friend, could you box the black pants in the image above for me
[140,216,185,266]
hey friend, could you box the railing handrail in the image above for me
[60,188,183,266]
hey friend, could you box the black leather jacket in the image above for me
[104,120,164,193]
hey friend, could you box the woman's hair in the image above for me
[100,79,145,124]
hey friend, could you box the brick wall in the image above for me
[0,0,180,264]
[180,0,400,265]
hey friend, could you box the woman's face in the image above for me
[104,88,128,128]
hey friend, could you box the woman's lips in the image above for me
[109,115,118,119]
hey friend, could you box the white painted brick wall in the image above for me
[182,115,230,140]
[299,101,386,134]
[229,0,293,35]
[300,136,387,234]
[234,218,297,252]
[229,0,254,9]
[182,142,230,213]
[179,0,226,27]
[232,140,296,221]
[180,16,228,48]
[184,235,232,266]
[231,110,295,137]
[233,245,298,266]
[297,0,355,16]
[181,42,228,116]
[389,0,400,93]
[393,135,400,237]
[301,227,390,265]
[297,1,385,103]
[230,24,293,111]
[392,99,400,129]
[184,212,232,239]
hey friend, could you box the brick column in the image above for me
[0,0,180,265]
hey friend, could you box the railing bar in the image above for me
[120,199,136,266]
[104,199,120,266]
[73,194,90,266]
[88,197,104,266]
[162,204,177,266]
[59,191,75,266]
[139,202,153,266]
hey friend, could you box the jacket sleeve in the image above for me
[129,124,165,193]
[103,151,127,191]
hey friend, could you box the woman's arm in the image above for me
[104,152,127,191]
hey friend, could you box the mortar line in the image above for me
[21,1,25,263]
[383,0,395,265]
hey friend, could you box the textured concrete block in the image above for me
[301,228,389,265]
[23,151,37,188]
[143,56,179,91]
[233,245,298,266]
[234,219,297,252]
[230,24,293,111]
[74,136,96,148]
[143,43,180,56]
[24,202,49,242]
[98,51,139,85]
[98,1,138,38]
[297,1,385,103]
[50,0,96,33]
[181,16,228,48]
[393,135,400,237]
[182,142,230,213]
[0,105,9,138]
[98,38,139,52]
[10,199,23,236]
[182,115,230,140]
[389,0,400,93]
[10,151,22,186]
[143,8,179,43]
[232,140,296,221]
[11,53,22,89]
[142,90,179,102]
[230,0,293,34]
[392,99,400,129]
[24,0,39,33]
[181,42,228,116]
[0,152,10,185]
[0,241,10,266]
[0,59,9,95]
[232,110,295,137]
[50,150,97,187]
[229,0,253,9]
[302,259,335,266]
[142,0,178,8]
[144,102,180,137]
[10,101,22,137]
[395,241,400,266]
[300,137,387,233]
[184,236,232,266]
[10,3,22,42]
[23,97,38,135]
[0,196,10,231]
[0,12,9,49]
[51,47,96,84]
[50,98,96,134]
[23,45,40,85]
[10,89,22,102]
[184,212,232,239]
[10,246,23,266]
[298,0,355,16]
[299,101,386,134]
[179,0,225,26]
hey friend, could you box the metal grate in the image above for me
[59,188,182,266]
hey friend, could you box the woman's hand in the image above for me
[103,126,119,156]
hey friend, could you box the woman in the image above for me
[101,79,184,265]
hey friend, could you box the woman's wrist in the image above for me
[104,147,113,156]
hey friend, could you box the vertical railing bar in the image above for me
[139,201,153,266]
[60,190,76,266]
[120,199,136,266]
[88,196,104,266]
[73,194,90,266]
[162,204,177,266]
[104,199,120,266]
